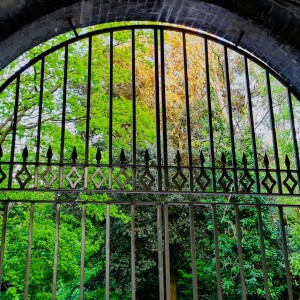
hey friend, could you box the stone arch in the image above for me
[0,0,300,94]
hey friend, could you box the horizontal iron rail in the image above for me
[0,161,298,172]
[0,200,299,208]
[0,189,300,197]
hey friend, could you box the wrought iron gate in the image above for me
[0,23,300,299]
[0,25,300,196]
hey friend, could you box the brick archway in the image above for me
[1,0,300,94]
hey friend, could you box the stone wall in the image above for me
[0,0,300,95]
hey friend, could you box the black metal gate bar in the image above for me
[109,32,114,190]
[160,29,169,192]
[204,38,217,192]
[234,204,247,300]
[183,32,194,192]
[80,203,86,300]
[265,71,282,194]
[211,204,223,299]
[59,46,69,189]
[224,46,238,192]
[132,29,137,191]
[278,206,294,299]
[130,204,136,300]
[34,58,45,189]
[52,203,61,300]
[164,203,171,300]
[84,36,92,189]
[157,204,165,300]
[256,204,271,300]
[286,88,300,193]
[189,204,198,299]
[105,204,111,300]
[154,29,163,192]
[8,75,20,189]
[24,202,34,299]
[0,203,8,293]
[244,56,260,193]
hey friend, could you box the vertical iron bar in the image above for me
[164,204,171,300]
[0,203,9,291]
[278,206,294,299]
[266,71,282,193]
[59,46,69,189]
[34,58,45,188]
[105,204,110,300]
[131,204,136,300]
[256,205,270,300]
[204,38,216,192]
[212,204,223,299]
[84,36,92,189]
[109,31,113,166]
[8,75,20,188]
[154,29,162,191]
[157,204,164,300]
[80,203,86,300]
[24,202,35,299]
[286,89,300,192]
[244,57,260,193]
[224,46,238,192]
[160,29,169,191]
[189,204,198,299]
[234,204,246,299]
[52,203,61,300]
[183,33,194,192]
[109,31,114,189]
[132,29,137,190]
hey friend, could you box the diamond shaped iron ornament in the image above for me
[261,153,276,193]
[91,168,106,189]
[239,153,255,193]
[91,148,106,189]
[196,169,211,192]
[283,172,297,194]
[196,151,211,192]
[114,148,131,190]
[218,153,233,192]
[172,151,188,191]
[15,165,32,189]
[283,154,297,194]
[140,149,155,191]
[66,147,82,189]
[66,166,82,189]
[262,173,277,193]
[172,169,188,191]
[15,146,32,189]
[0,165,6,185]
[140,168,155,191]
[114,167,131,190]
[41,166,57,189]
[41,145,57,189]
